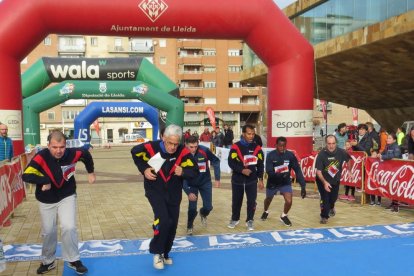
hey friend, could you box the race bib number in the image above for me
[198,162,207,173]
[327,164,339,178]
[61,164,76,181]
[274,164,289,174]
[244,155,258,166]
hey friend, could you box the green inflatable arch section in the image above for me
[21,57,179,98]
[23,81,184,145]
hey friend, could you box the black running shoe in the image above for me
[329,208,336,217]
[260,212,268,221]
[280,215,292,226]
[68,260,88,275]
[37,261,56,274]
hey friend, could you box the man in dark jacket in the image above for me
[22,130,95,275]
[260,137,306,227]
[227,124,264,231]
[223,124,234,148]
[183,136,220,235]
[351,123,373,156]
[131,124,199,270]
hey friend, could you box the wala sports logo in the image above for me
[139,0,168,22]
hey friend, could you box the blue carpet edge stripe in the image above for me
[4,222,414,262]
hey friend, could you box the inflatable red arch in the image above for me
[0,0,313,155]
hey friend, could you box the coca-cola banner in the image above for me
[299,151,365,188]
[8,158,26,208]
[299,152,317,182]
[0,163,13,226]
[341,151,365,188]
[365,157,414,204]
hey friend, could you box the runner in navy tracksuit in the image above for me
[260,136,307,227]
[227,124,264,231]
[183,136,220,235]
[131,125,199,270]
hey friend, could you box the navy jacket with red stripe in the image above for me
[22,148,94,204]
[131,140,199,205]
[228,139,264,185]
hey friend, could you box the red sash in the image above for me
[231,144,261,167]
[33,150,82,188]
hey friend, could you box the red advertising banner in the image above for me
[206,107,216,130]
[299,151,365,188]
[299,152,317,182]
[365,157,414,204]
[8,159,26,208]
[340,151,365,188]
[0,164,13,226]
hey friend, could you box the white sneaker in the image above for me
[227,220,240,228]
[246,220,254,231]
[153,254,164,270]
[162,254,173,265]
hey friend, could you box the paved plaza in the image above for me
[1,146,413,275]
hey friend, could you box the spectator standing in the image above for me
[184,129,191,140]
[378,127,388,154]
[227,124,264,231]
[407,127,414,160]
[215,126,224,147]
[223,124,234,149]
[0,123,13,161]
[199,128,212,142]
[380,132,402,212]
[22,130,95,275]
[351,124,373,156]
[396,127,406,146]
[366,122,380,151]
[335,123,348,149]
[192,131,199,141]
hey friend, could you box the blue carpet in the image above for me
[63,235,413,276]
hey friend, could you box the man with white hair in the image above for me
[131,124,199,270]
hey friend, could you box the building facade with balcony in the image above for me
[21,36,265,145]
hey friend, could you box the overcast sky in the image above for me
[274,0,298,9]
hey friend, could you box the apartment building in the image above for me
[21,36,264,145]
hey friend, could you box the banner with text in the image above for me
[365,157,414,204]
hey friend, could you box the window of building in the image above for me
[180,81,189,88]
[203,49,216,56]
[204,98,216,104]
[204,81,216,88]
[229,65,242,72]
[204,66,216,72]
[159,39,166,47]
[229,97,241,104]
[229,82,240,88]
[90,37,98,46]
[114,38,123,51]
[228,49,242,56]
[47,112,55,121]
[62,110,81,120]
[159,57,167,65]
[44,37,52,46]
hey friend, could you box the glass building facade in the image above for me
[244,0,414,69]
